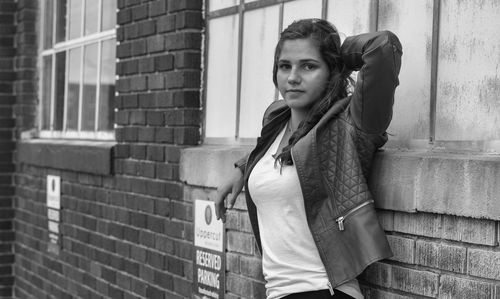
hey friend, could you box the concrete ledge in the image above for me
[181,145,500,221]
[18,139,115,175]
[370,150,500,220]
[180,145,251,188]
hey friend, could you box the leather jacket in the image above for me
[235,31,403,289]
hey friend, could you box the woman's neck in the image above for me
[289,109,308,132]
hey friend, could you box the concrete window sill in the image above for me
[18,139,115,175]
[181,145,500,221]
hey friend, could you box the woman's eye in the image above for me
[303,63,317,71]
[278,64,291,70]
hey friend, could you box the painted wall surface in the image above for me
[436,0,500,141]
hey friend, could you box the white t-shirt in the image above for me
[248,126,363,299]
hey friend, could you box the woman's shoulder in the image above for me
[262,100,289,126]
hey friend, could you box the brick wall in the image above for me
[0,0,17,298]
[13,0,204,298]
[359,211,500,298]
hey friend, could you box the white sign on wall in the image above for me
[46,175,61,254]
[193,199,225,299]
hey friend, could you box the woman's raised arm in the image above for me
[341,31,403,134]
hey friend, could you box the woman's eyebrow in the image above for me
[278,58,320,63]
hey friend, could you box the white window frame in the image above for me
[38,0,116,140]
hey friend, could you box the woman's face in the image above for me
[276,38,329,114]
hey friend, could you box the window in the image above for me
[205,0,500,152]
[40,0,117,139]
[204,0,375,143]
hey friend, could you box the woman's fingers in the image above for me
[215,185,230,222]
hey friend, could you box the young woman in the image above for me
[215,19,402,299]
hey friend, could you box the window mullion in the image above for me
[78,46,84,132]
[63,51,69,131]
[95,40,103,131]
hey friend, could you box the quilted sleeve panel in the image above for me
[316,115,373,216]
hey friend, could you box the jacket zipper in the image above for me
[327,282,335,295]
[335,200,374,231]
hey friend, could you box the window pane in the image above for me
[68,0,82,39]
[43,0,54,49]
[56,0,67,42]
[66,47,81,130]
[378,0,433,140]
[54,51,66,130]
[84,0,98,35]
[435,0,500,140]
[82,43,98,131]
[239,5,280,138]
[282,0,322,29]
[209,0,238,12]
[42,56,53,130]
[102,0,117,31]
[205,15,239,138]
[98,39,116,131]
[326,0,374,36]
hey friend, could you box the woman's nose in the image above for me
[287,67,301,84]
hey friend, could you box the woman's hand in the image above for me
[214,167,244,223]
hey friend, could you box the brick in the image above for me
[226,273,252,297]
[117,8,132,25]
[172,277,191,297]
[176,11,203,29]
[157,163,179,180]
[360,262,392,288]
[366,289,412,299]
[239,256,263,280]
[394,212,442,238]
[174,51,201,69]
[377,210,394,231]
[391,265,438,297]
[138,93,156,107]
[167,0,202,12]
[130,145,147,159]
[147,145,165,161]
[157,15,176,33]
[173,90,200,107]
[155,235,175,254]
[165,32,202,51]
[442,215,496,245]
[138,57,155,73]
[387,235,415,264]
[137,127,155,142]
[148,74,165,90]
[227,231,254,255]
[468,249,500,280]
[416,239,466,273]
[174,127,200,145]
[155,127,174,143]
[439,275,494,299]
[147,35,164,53]
[129,110,146,125]
[156,54,174,71]
[131,40,147,56]
[149,0,167,17]
[132,4,148,21]
[137,20,155,37]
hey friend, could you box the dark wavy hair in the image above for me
[273,18,352,167]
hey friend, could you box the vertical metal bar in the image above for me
[62,50,69,131]
[201,0,210,142]
[372,0,380,32]
[274,2,284,102]
[321,0,328,20]
[429,0,441,143]
[235,1,245,139]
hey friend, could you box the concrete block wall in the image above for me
[13,0,204,298]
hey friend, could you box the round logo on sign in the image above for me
[205,205,212,225]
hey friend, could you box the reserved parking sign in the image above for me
[193,199,225,299]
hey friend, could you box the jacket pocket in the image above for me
[336,200,374,231]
